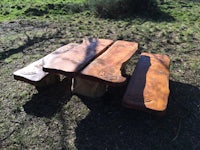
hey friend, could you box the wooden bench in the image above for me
[122,52,170,112]
[14,39,171,114]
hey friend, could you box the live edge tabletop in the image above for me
[43,38,114,77]
[79,40,138,86]
[14,38,138,86]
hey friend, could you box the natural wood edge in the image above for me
[13,73,60,87]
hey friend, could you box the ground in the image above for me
[0,0,200,149]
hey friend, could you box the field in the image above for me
[0,0,200,149]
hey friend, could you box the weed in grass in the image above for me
[4,53,23,63]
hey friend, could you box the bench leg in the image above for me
[72,77,107,98]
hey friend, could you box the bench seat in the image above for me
[122,52,170,112]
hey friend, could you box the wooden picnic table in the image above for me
[13,38,170,114]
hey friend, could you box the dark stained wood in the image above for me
[13,43,78,85]
[43,38,114,76]
[79,40,138,86]
[122,52,170,112]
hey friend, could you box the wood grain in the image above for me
[80,40,138,86]
[43,38,113,76]
[122,52,170,112]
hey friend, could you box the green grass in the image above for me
[0,0,200,149]
[0,0,86,21]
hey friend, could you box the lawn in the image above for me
[0,0,86,21]
[0,0,200,149]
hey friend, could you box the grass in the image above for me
[0,0,200,149]
[0,0,86,21]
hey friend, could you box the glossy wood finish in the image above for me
[43,38,113,76]
[122,53,170,111]
[80,40,138,86]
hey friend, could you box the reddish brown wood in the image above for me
[13,43,78,85]
[122,52,170,112]
[43,38,114,76]
[80,40,138,86]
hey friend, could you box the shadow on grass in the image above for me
[92,2,175,22]
[75,80,200,149]
[23,78,72,118]
[109,8,175,22]
[0,32,59,61]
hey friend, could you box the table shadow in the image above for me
[75,80,200,149]
[23,78,72,118]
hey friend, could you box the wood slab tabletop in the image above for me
[80,40,138,86]
[43,38,113,76]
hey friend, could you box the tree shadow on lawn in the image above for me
[75,80,200,150]
[114,8,175,22]
[97,2,175,22]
